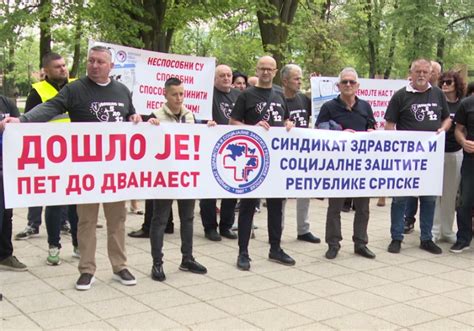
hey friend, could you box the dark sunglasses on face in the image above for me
[441,79,453,86]
[340,80,357,85]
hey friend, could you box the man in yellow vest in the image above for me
[14,52,78,266]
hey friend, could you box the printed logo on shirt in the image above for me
[211,129,270,194]
[90,102,125,122]
[256,102,283,123]
[289,109,308,127]
[410,103,439,122]
[219,102,234,119]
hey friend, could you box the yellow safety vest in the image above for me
[32,78,76,123]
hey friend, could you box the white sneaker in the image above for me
[72,246,80,259]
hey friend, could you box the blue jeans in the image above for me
[45,205,78,248]
[391,196,436,241]
[404,197,418,222]
[456,157,474,245]
[28,205,68,229]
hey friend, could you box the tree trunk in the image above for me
[4,42,16,98]
[70,0,85,78]
[38,0,52,68]
[140,0,174,52]
[436,4,445,68]
[366,0,376,78]
[256,0,299,84]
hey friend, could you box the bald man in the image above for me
[230,56,295,271]
[200,65,240,241]
[430,61,442,86]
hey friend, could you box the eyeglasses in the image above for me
[340,80,357,86]
[441,79,453,86]
[257,67,276,73]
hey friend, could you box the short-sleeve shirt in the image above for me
[384,86,450,131]
[445,99,462,153]
[316,95,375,131]
[0,96,21,170]
[230,86,288,127]
[22,77,136,123]
[454,96,474,158]
[287,93,311,128]
[212,87,240,125]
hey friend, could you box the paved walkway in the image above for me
[1,199,473,330]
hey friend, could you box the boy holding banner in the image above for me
[148,77,213,281]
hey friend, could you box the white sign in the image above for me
[3,123,445,208]
[89,40,216,120]
[311,77,406,129]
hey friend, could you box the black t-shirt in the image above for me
[0,96,21,170]
[212,87,240,125]
[287,93,311,128]
[316,95,375,131]
[230,86,288,127]
[384,86,450,131]
[22,77,136,123]
[454,96,474,158]
[445,99,462,153]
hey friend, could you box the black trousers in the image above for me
[142,199,173,233]
[0,172,13,260]
[237,198,283,254]
[200,199,236,232]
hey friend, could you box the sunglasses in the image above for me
[340,80,357,85]
[441,79,453,86]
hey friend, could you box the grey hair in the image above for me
[281,64,302,80]
[410,58,431,71]
[89,45,113,60]
[338,67,359,82]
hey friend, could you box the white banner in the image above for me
[3,123,445,208]
[311,77,406,129]
[89,40,215,120]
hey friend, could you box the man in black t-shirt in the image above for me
[230,55,295,271]
[200,65,239,241]
[281,64,320,244]
[384,58,451,255]
[452,96,474,253]
[2,46,142,291]
[0,96,27,272]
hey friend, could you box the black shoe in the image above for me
[403,219,415,234]
[297,232,321,244]
[325,245,340,259]
[354,245,376,259]
[388,239,402,253]
[151,263,166,281]
[237,253,251,271]
[269,249,296,266]
[128,229,149,238]
[403,223,415,234]
[341,205,351,213]
[14,226,39,240]
[450,242,470,253]
[75,273,95,291]
[179,258,207,274]
[205,229,222,241]
[220,229,237,239]
[420,240,442,254]
[113,268,137,286]
[165,221,174,234]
